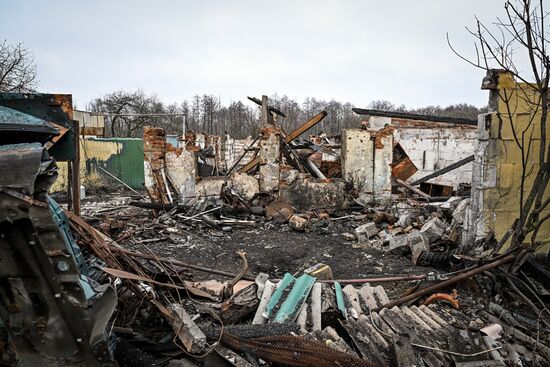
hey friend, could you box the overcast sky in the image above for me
[1,1,507,109]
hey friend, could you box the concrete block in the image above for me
[289,215,309,231]
[166,149,197,200]
[341,129,373,195]
[195,177,228,198]
[355,222,378,242]
[408,231,430,264]
[389,235,410,255]
[420,217,446,243]
[389,230,429,261]
[167,304,206,353]
[280,178,346,210]
[259,132,280,192]
[227,172,259,201]
[452,198,470,224]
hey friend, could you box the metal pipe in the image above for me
[113,247,256,281]
[306,158,326,179]
[373,253,517,311]
[316,274,428,284]
[96,165,148,200]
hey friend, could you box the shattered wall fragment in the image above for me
[466,71,550,251]
[143,127,170,203]
[341,129,374,200]
[352,109,478,195]
[258,126,281,192]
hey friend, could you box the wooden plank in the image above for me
[284,111,327,143]
[395,178,431,199]
[166,303,206,353]
[237,156,260,174]
[410,155,474,186]
[261,95,269,125]
[237,111,327,173]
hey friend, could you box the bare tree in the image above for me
[368,100,407,112]
[88,91,486,139]
[89,90,166,137]
[449,0,549,248]
[0,40,37,92]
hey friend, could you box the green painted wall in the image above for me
[85,137,145,189]
[52,137,145,192]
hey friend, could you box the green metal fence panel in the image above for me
[83,137,145,190]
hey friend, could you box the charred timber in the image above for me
[352,108,478,126]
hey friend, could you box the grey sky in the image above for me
[1,1,507,109]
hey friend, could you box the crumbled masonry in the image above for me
[1,89,548,367]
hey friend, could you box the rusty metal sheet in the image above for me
[391,143,418,181]
[392,157,418,181]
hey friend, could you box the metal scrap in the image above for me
[423,289,460,309]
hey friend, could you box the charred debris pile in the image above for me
[0,93,549,367]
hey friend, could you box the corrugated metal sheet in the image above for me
[86,138,145,189]
[83,137,145,190]
[51,137,145,192]
[254,281,495,366]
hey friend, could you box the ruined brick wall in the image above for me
[143,127,168,203]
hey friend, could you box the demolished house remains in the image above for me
[0,70,549,367]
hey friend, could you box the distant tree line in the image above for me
[0,39,488,139]
[89,91,487,138]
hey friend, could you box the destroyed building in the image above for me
[0,69,549,367]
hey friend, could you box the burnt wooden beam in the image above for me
[284,111,327,143]
[395,178,431,199]
[237,111,328,173]
[409,155,474,186]
[247,96,287,117]
[237,156,261,174]
[352,108,478,126]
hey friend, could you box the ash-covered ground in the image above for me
[80,193,440,298]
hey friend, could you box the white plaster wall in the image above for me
[342,129,373,197]
[166,150,197,200]
[393,127,477,187]
[224,136,256,172]
[374,135,393,200]
[259,133,280,192]
[368,116,392,131]
[144,160,155,194]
